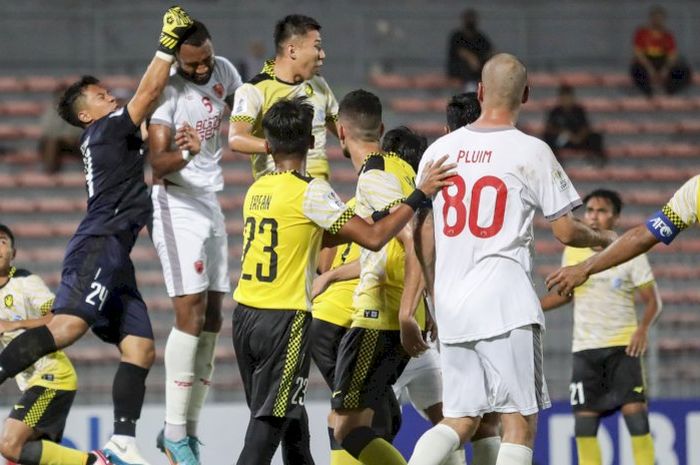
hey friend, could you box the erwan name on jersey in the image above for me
[456,149,492,164]
[249,194,272,211]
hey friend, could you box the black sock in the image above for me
[18,441,42,465]
[0,326,56,383]
[341,426,379,459]
[113,361,149,436]
[281,409,315,465]
[237,416,288,465]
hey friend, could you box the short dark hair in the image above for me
[381,126,427,172]
[583,189,623,215]
[179,20,211,49]
[274,15,321,54]
[446,92,481,131]
[262,97,314,156]
[58,75,100,128]
[0,224,15,249]
[338,89,383,142]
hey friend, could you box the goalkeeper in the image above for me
[0,7,194,465]
[541,189,662,465]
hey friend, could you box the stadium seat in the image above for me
[558,71,599,87]
[16,172,58,188]
[595,120,639,134]
[580,97,620,113]
[0,76,23,92]
[527,72,560,87]
[408,121,444,137]
[0,101,45,117]
[390,97,429,113]
[23,75,63,92]
[655,96,696,112]
[368,73,412,89]
[598,72,631,87]
[412,73,453,89]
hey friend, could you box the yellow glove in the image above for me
[158,6,194,55]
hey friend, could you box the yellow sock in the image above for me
[575,436,602,465]
[357,438,407,465]
[631,434,655,465]
[39,440,89,465]
[331,449,363,465]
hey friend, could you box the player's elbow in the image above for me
[228,133,244,152]
[361,235,385,252]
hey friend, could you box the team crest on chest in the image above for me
[4,294,13,308]
[213,83,224,99]
[194,260,204,274]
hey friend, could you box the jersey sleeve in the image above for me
[149,86,177,128]
[25,274,55,317]
[104,107,139,140]
[628,253,655,288]
[645,175,698,244]
[302,179,354,234]
[217,56,243,97]
[357,170,405,213]
[230,83,262,126]
[530,145,582,221]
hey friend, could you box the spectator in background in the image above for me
[630,5,691,97]
[38,87,82,174]
[446,9,492,91]
[238,40,267,82]
[543,85,606,166]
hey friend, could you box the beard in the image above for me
[177,67,212,85]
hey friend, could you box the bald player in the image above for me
[408,54,615,465]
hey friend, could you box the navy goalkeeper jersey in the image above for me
[75,107,152,236]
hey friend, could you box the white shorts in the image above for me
[393,345,442,416]
[151,184,230,297]
[440,324,550,418]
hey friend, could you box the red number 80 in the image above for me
[441,174,507,238]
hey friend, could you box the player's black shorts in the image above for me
[571,346,647,414]
[232,304,312,419]
[310,318,348,389]
[9,386,76,442]
[331,327,409,411]
[52,232,153,344]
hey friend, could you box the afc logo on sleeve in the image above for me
[646,210,679,245]
[551,168,569,192]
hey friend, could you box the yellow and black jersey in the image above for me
[312,198,360,328]
[233,170,353,311]
[0,267,77,391]
[352,152,425,330]
[563,247,655,352]
[230,59,339,180]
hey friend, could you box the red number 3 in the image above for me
[441,174,507,238]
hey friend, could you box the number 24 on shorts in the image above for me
[441,174,508,238]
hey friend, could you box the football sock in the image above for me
[164,327,198,441]
[18,440,90,465]
[113,362,149,437]
[186,330,218,437]
[575,437,602,465]
[236,416,287,465]
[408,423,461,465]
[341,426,407,465]
[630,434,654,465]
[0,326,56,383]
[281,409,315,465]
[329,428,362,465]
[495,443,532,465]
[472,436,500,465]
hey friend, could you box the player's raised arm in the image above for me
[335,156,455,251]
[127,6,193,126]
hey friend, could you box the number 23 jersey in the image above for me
[417,126,581,342]
[233,170,353,311]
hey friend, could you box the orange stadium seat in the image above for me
[598,72,631,87]
[527,72,560,87]
[101,75,140,91]
[3,150,40,165]
[678,120,700,133]
[0,172,19,187]
[0,101,45,117]
[580,97,620,112]
[640,120,679,134]
[0,76,23,92]
[618,96,654,112]
[558,71,599,87]
[58,171,88,188]
[23,76,63,92]
[0,198,35,213]
[16,172,59,188]
[596,119,639,134]
[407,121,444,137]
[390,97,429,113]
[663,143,700,157]
[223,170,252,185]
[655,96,696,112]
[225,220,244,236]
[0,124,24,140]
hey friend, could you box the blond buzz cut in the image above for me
[480,53,528,110]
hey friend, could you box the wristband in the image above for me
[403,189,427,211]
[181,150,194,162]
[155,51,176,63]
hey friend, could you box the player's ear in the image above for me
[77,109,92,126]
[288,42,296,60]
[477,82,484,103]
[522,85,530,104]
[338,124,346,142]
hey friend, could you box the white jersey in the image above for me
[417,126,581,343]
[151,56,242,193]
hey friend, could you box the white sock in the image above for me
[473,437,501,465]
[186,331,219,437]
[444,448,467,465]
[408,423,462,465]
[495,443,532,465]
[164,327,199,441]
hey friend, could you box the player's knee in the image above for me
[120,337,156,368]
[624,411,650,436]
[574,415,600,437]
